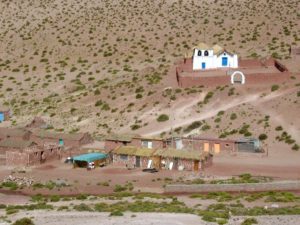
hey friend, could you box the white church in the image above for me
[188,43,238,70]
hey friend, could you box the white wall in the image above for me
[192,49,238,70]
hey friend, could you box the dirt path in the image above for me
[139,88,297,136]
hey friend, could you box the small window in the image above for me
[197,50,202,56]
[225,144,230,148]
[120,154,128,160]
[204,50,209,56]
[142,140,153,149]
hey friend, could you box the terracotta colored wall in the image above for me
[113,154,135,167]
[31,133,92,148]
[167,139,235,153]
[105,138,164,151]
[178,72,290,88]
[6,152,29,166]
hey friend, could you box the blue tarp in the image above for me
[73,152,107,163]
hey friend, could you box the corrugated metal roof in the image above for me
[73,152,108,163]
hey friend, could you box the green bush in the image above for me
[271,85,279,92]
[109,210,124,216]
[230,113,237,120]
[241,217,258,225]
[13,218,35,225]
[258,134,268,141]
[73,203,93,211]
[157,114,169,122]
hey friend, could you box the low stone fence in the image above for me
[165,181,300,193]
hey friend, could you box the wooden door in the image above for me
[204,143,210,152]
[194,160,199,171]
[214,144,220,154]
[135,156,141,167]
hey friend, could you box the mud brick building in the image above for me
[3,141,61,166]
[154,148,213,171]
[105,134,165,151]
[113,146,156,169]
[31,129,93,148]
[165,137,236,154]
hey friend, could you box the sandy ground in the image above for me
[3,211,300,225]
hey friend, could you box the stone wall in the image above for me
[165,181,300,193]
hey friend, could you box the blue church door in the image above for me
[222,57,228,66]
[201,62,206,69]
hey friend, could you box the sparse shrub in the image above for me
[258,134,268,141]
[241,218,258,225]
[157,114,169,122]
[230,113,237,120]
[109,210,124,216]
[12,217,35,225]
[271,85,279,92]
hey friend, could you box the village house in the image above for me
[0,128,31,141]
[30,129,93,148]
[0,107,11,122]
[187,43,238,70]
[166,136,236,155]
[112,145,213,172]
[105,134,165,151]
[154,148,213,171]
[113,146,156,169]
[0,139,61,166]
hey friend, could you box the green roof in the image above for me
[73,152,107,163]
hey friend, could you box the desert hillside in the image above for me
[0,0,299,152]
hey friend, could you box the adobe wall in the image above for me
[113,154,136,167]
[0,146,21,155]
[161,157,195,171]
[131,138,165,149]
[6,152,29,166]
[177,72,290,88]
[30,135,91,148]
[105,140,128,151]
[165,181,300,193]
[167,139,236,153]
[105,138,164,151]
[0,134,31,142]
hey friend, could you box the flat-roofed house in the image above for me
[31,129,93,148]
[105,134,165,151]
[154,148,213,171]
[113,146,156,169]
